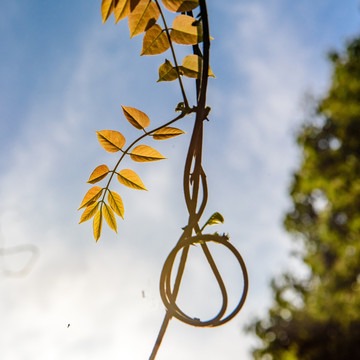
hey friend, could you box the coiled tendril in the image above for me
[160,233,248,327]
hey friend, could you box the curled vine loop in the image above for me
[160,234,248,327]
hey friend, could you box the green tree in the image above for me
[249,37,360,360]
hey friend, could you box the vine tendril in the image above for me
[149,1,248,358]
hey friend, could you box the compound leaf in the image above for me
[161,0,199,12]
[128,0,160,38]
[108,190,124,218]
[87,165,110,184]
[101,0,115,23]
[141,24,170,55]
[79,201,100,224]
[118,169,147,190]
[181,54,215,79]
[122,105,150,129]
[103,203,117,232]
[170,15,202,45]
[130,145,166,162]
[115,0,141,22]
[93,208,103,242]
[78,186,103,210]
[157,59,179,82]
[152,126,185,140]
[96,130,126,152]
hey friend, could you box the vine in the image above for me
[78,0,248,358]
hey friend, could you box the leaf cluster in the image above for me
[79,106,185,241]
[102,0,214,82]
[79,0,216,241]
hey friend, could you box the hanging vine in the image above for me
[78,0,248,358]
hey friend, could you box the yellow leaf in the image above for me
[115,0,140,23]
[93,208,103,242]
[78,186,103,210]
[79,202,100,224]
[130,145,166,162]
[161,0,199,12]
[152,126,185,140]
[108,190,124,218]
[87,165,110,184]
[103,203,117,232]
[203,212,224,229]
[170,15,202,45]
[141,24,170,55]
[157,59,179,82]
[128,0,160,38]
[181,54,215,79]
[121,105,150,129]
[96,130,126,153]
[101,0,115,23]
[118,169,147,190]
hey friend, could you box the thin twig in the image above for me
[154,0,189,108]
[100,110,191,204]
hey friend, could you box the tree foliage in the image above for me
[249,37,360,360]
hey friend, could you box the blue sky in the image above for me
[0,1,359,359]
